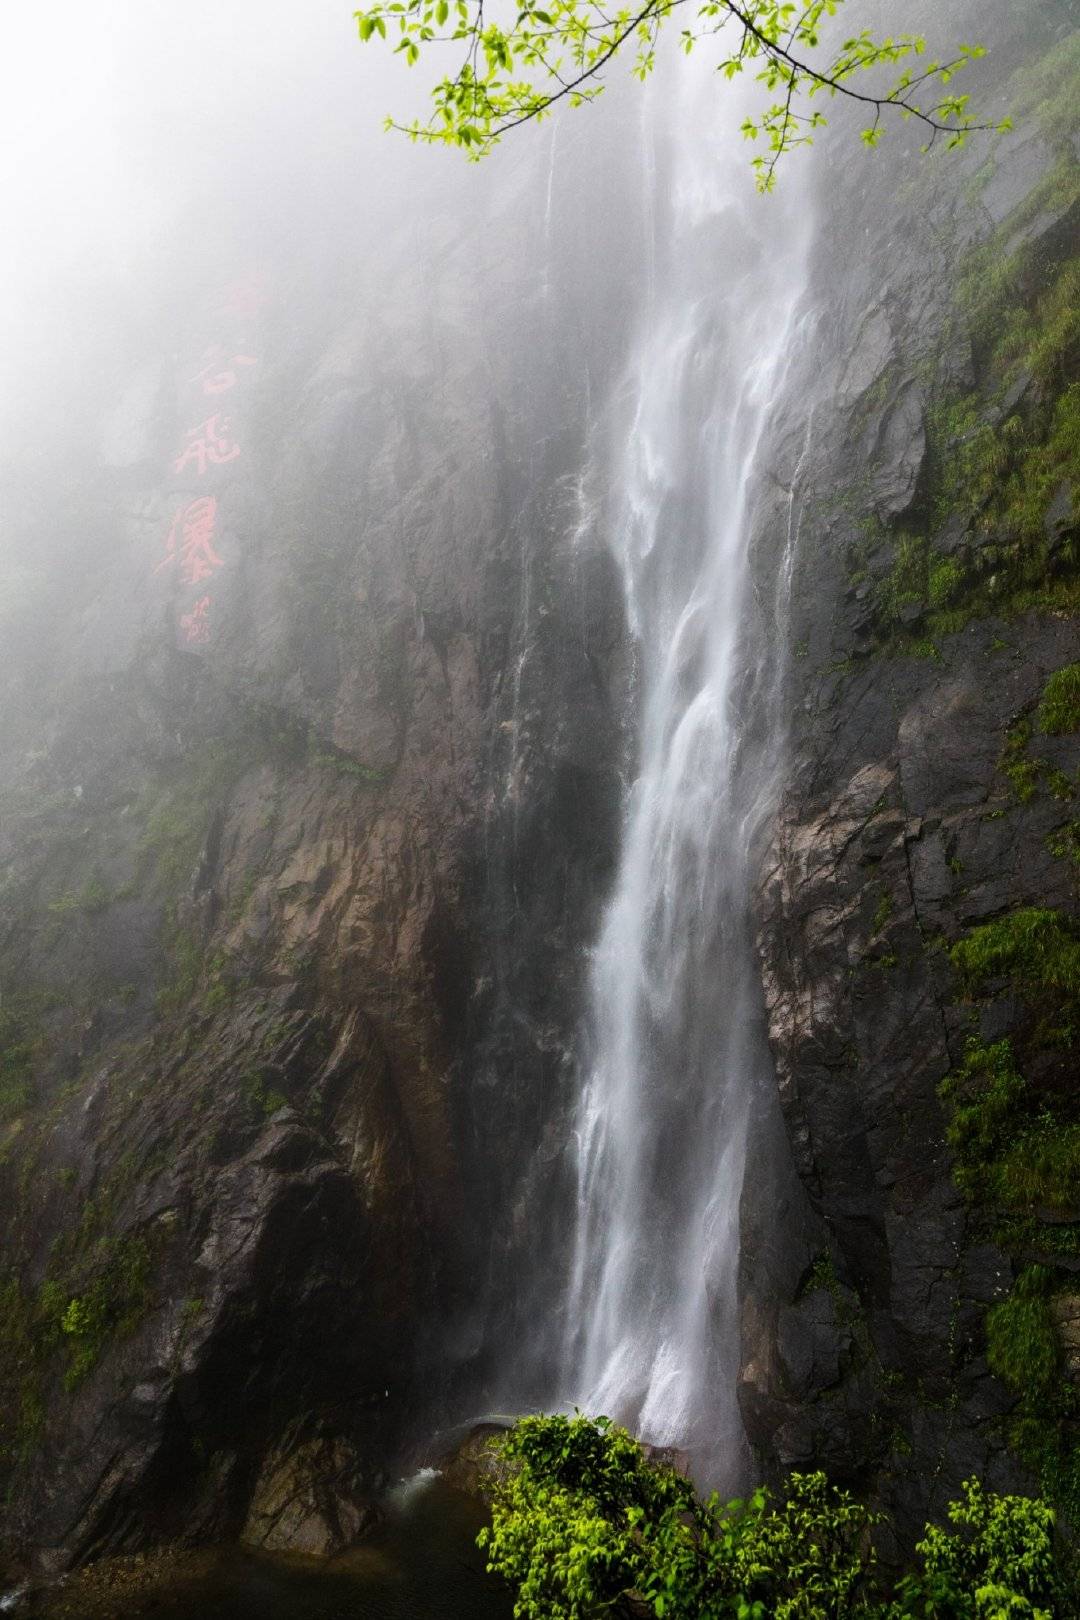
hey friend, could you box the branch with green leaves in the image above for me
[353,0,1011,188]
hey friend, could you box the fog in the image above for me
[1,0,447,441]
[0,0,661,611]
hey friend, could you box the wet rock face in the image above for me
[0,176,630,1572]
[741,0,1079,1546]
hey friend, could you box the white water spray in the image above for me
[562,59,814,1479]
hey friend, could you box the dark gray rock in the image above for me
[871,380,927,518]
[742,0,1080,1539]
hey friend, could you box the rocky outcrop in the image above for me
[741,0,1080,1546]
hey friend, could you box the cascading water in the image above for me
[562,60,815,1480]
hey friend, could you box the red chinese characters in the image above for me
[180,596,211,644]
[157,496,223,584]
[172,413,241,478]
[157,276,270,649]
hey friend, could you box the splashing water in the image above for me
[562,59,814,1482]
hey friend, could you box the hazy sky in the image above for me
[0,0,469,474]
[1,0,407,281]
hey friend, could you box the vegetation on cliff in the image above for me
[478,1413,1074,1618]
[826,32,1080,660]
[940,906,1080,1522]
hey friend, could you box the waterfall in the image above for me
[562,59,814,1480]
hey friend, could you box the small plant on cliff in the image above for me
[1039,664,1080,738]
[986,1266,1060,1397]
[950,908,1080,1040]
[43,1233,155,1390]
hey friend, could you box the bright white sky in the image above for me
[0,0,444,461]
[0,0,397,289]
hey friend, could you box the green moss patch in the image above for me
[942,1036,1080,1214]
[950,907,1080,1032]
[986,1266,1080,1525]
[942,909,1080,1517]
[0,990,56,1121]
[865,132,1080,654]
[1040,663,1080,736]
[45,1233,155,1391]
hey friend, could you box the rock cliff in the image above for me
[0,150,633,1570]
[739,0,1080,1551]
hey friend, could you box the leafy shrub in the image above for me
[43,1233,155,1389]
[891,1479,1064,1619]
[476,1415,1073,1619]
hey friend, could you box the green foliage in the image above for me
[939,231,1080,563]
[941,1036,1080,1214]
[0,1276,45,1468]
[999,716,1077,810]
[949,909,1080,1027]
[1000,723,1039,804]
[981,1269,1080,1531]
[481,1414,881,1618]
[478,1415,1072,1619]
[868,157,1080,659]
[873,532,985,644]
[155,927,205,1017]
[138,742,241,898]
[0,1232,156,1476]
[1046,820,1080,872]
[928,558,964,609]
[46,874,118,916]
[479,1413,686,1618]
[941,909,1080,1521]
[1039,665,1080,737]
[994,1215,1080,1263]
[309,743,388,784]
[986,1267,1059,1396]
[941,911,1080,1222]
[891,1478,1064,1619]
[45,1233,155,1390]
[241,1066,289,1120]
[910,366,1080,631]
[872,890,894,934]
[941,1038,1024,1190]
[1006,31,1080,140]
[0,989,55,1120]
[878,535,933,623]
[353,0,1004,185]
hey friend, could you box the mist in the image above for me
[0,0,661,659]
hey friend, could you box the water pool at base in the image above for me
[16,1479,512,1620]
